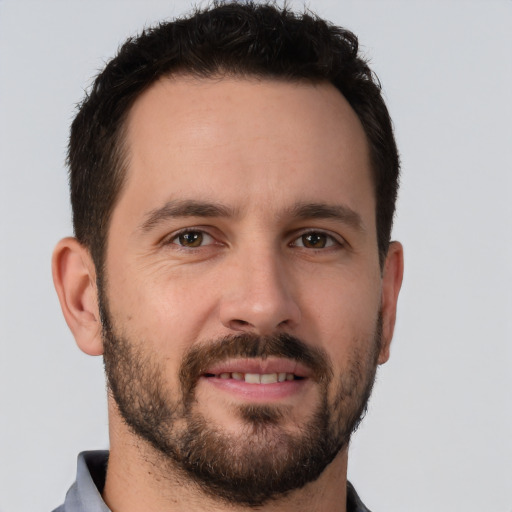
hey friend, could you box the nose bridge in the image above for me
[219,238,301,334]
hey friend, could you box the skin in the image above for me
[53,76,403,512]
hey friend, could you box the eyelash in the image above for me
[165,229,216,249]
[165,228,344,251]
[290,230,344,250]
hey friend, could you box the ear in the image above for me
[52,237,103,356]
[378,241,404,364]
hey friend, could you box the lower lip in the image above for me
[200,376,307,401]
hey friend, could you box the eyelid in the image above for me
[160,226,346,249]
[163,227,217,248]
[289,229,346,248]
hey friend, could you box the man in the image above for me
[51,2,403,511]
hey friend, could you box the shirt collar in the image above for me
[347,480,372,512]
[60,451,110,512]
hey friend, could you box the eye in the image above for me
[291,231,339,249]
[169,230,215,248]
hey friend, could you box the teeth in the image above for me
[245,373,261,384]
[215,372,296,383]
[260,373,278,384]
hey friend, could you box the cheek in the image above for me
[300,270,382,361]
[106,260,220,356]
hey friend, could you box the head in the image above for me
[68,1,399,275]
[53,1,403,508]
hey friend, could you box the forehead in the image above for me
[118,76,374,226]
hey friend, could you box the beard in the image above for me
[100,289,382,507]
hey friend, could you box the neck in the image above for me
[103,403,349,512]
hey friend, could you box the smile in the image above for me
[199,359,311,401]
[205,372,302,383]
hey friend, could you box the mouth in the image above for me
[204,371,304,384]
[198,358,311,401]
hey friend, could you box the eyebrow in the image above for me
[139,199,364,233]
[139,199,238,232]
[287,202,364,232]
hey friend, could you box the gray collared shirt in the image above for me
[53,451,371,512]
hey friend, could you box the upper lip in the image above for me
[203,357,312,378]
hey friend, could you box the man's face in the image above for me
[101,77,389,504]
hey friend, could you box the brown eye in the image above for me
[292,231,339,249]
[302,233,328,248]
[177,231,204,247]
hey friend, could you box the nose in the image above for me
[219,246,301,335]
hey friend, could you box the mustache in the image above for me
[179,332,333,396]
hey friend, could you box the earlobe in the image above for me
[52,237,104,356]
[378,241,404,364]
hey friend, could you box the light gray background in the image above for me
[1,1,511,511]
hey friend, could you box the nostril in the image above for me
[230,319,251,330]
